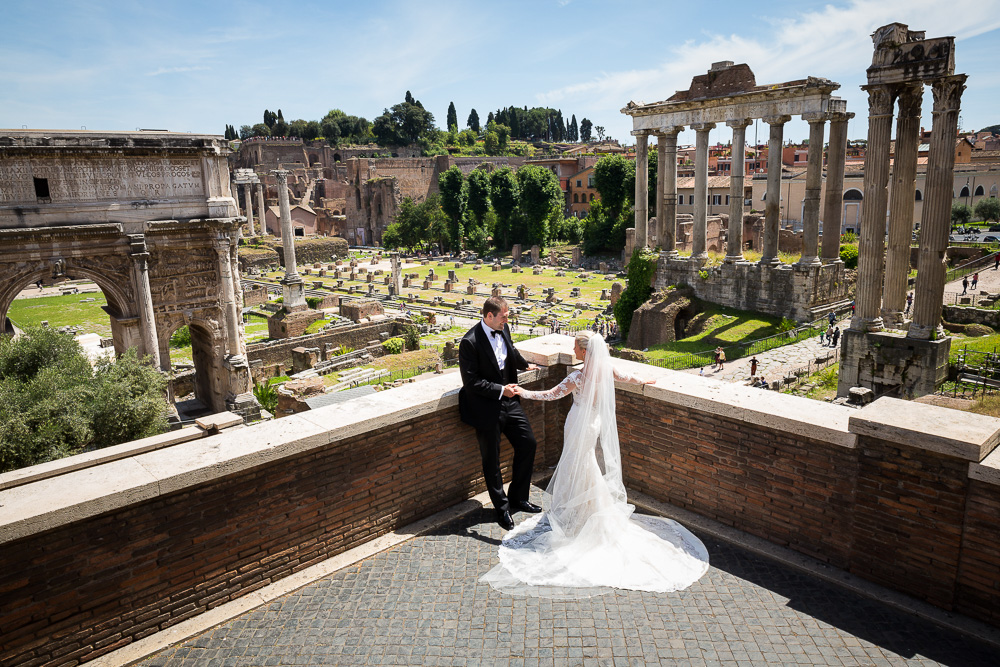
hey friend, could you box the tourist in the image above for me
[972,272,979,290]
[995,253,1000,271]
[905,292,913,315]
[962,275,969,295]
[713,346,722,369]
[750,356,759,378]
[828,311,836,326]
[820,330,826,345]
[827,323,835,345]
[699,367,705,376]
[717,348,726,371]
[483,331,709,595]
[832,327,841,347]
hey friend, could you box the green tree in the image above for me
[593,155,635,220]
[447,102,458,133]
[250,123,270,138]
[974,196,1000,222]
[466,168,491,226]
[372,93,436,146]
[489,168,519,250]
[0,327,168,473]
[239,125,254,140]
[952,202,973,227]
[569,114,578,142]
[580,118,593,142]
[467,108,480,134]
[516,165,563,249]
[288,119,309,138]
[438,166,467,252]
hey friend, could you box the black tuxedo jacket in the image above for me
[458,322,530,431]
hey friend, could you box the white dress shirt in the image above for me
[481,320,508,399]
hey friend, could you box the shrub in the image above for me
[613,247,657,340]
[402,325,421,351]
[305,296,322,309]
[839,244,859,269]
[252,380,278,414]
[840,232,858,244]
[382,337,405,354]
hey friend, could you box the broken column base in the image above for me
[837,329,951,399]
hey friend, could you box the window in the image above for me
[914,190,922,201]
[712,195,722,205]
[960,185,971,198]
[975,185,985,196]
[294,227,305,237]
[576,180,582,188]
[589,193,595,201]
[33,177,50,201]
[843,189,864,201]
[587,176,594,188]
[573,194,579,203]
[725,195,730,205]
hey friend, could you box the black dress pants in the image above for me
[476,397,537,513]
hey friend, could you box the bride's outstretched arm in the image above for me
[515,371,581,401]
[612,367,656,385]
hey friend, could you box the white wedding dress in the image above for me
[480,335,709,597]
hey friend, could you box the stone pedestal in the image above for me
[837,329,950,399]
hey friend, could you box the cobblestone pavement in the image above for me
[682,319,850,387]
[142,491,998,667]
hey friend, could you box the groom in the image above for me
[459,296,542,530]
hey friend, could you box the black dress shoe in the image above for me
[496,509,515,530]
[511,500,542,514]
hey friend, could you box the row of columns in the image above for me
[234,175,267,237]
[633,112,852,267]
[852,75,967,338]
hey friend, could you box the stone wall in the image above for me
[943,304,1000,328]
[2,337,998,666]
[247,320,401,376]
[654,255,849,321]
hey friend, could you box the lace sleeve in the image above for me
[518,370,582,401]
[612,366,647,385]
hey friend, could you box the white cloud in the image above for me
[145,66,211,77]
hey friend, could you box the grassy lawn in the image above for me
[949,333,1000,362]
[642,304,790,367]
[7,292,112,336]
[322,348,441,387]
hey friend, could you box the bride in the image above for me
[481,331,709,596]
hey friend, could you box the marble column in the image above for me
[242,183,256,236]
[882,85,923,327]
[272,169,307,311]
[128,234,161,369]
[852,85,894,333]
[228,233,247,357]
[691,122,715,260]
[231,179,242,217]
[822,112,853,262]
[910,75,967,340]
[215,239,243,358]
[798,114,826,267]
[658,127,682,256]
[256,182,267,235]
[655,133,667,249]
[761,115,790,265]
[632,130,650,249]
[726,119,751,262]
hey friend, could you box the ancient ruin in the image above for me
[623,62,852,322]
[839,23,966,397]
[0,130,257,416]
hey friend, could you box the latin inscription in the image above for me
[0,157,204,204]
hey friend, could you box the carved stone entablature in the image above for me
[867,23,955,85]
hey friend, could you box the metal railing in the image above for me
[951,346,1000,397]
[944,291,1000,310]
[945,251,997,284]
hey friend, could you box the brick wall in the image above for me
[247,320,400,370]
[0,371,565,666]
[1,343,998,665]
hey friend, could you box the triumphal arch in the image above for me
[0,130,255,415]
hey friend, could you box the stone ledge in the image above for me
[969,445,1000,487]
[850,397,1000,462]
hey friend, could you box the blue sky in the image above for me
[3,0,999,147]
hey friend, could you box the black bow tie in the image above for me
[490,329,501,338]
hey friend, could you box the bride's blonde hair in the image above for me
[575,330,595,350]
